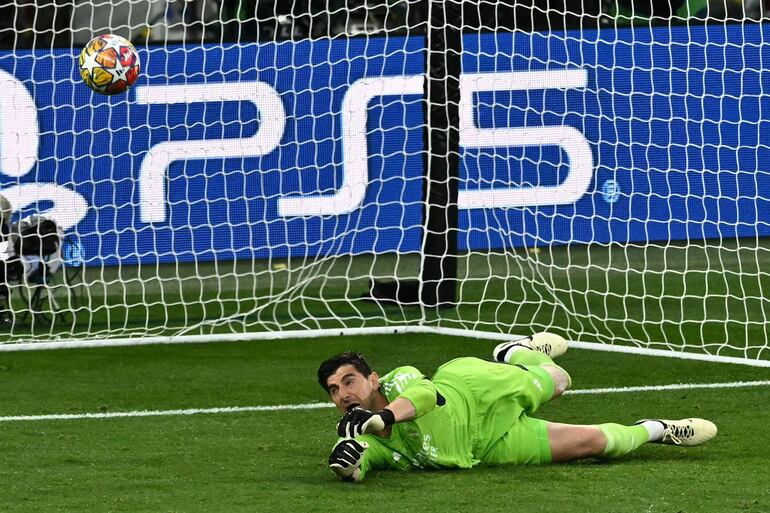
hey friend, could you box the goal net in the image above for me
[0,0,768,363]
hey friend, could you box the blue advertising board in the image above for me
[0,23,768,265]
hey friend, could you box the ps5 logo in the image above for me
[0,67,593,227]
[136,69,593,221]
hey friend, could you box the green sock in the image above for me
[597,423,650,459]
[506,347,555,367]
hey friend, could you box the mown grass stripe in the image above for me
[2,380,769,422]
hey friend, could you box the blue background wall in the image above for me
[0,23,767,265]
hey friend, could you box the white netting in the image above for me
[0,1,767,362]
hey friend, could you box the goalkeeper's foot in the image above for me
[493,332,568,362]
[636,418,718,446]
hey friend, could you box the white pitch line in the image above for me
[564,380,770,395]
[0,402,335,423]
[2,380,769,423]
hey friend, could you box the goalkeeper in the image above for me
[318,333,718,482]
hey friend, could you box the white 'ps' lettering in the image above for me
[0,69,88,230]
[135,82,286,223]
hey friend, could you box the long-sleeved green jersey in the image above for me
[348,357,554,479]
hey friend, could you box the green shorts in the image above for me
[481,416,552,465]
[433,357,555,465]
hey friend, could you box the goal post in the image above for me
[0,1,769,367]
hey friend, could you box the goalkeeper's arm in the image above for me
[337,379,440,438]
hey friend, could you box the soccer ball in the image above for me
[79,34,140,95]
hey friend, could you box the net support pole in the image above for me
[363,0,462,308]
[420,0,461,307]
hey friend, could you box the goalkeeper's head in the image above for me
[318,351,381,413]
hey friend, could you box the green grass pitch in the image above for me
[2,334,769,512]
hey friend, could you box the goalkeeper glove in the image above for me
[328,439,369,482]
[337,407,396,438]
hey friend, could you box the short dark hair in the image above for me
[317,351,373,392]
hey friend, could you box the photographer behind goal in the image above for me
[0,194,65,327]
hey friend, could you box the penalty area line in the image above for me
[0,402,335,423]
[564,380,770,395]
[2,380,770,423]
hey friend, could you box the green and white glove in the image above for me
[336,407,395,438]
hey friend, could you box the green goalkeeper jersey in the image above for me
[348,357,554,479]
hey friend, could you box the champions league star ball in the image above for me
[79,34,140,95]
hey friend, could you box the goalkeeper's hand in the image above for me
[337,407,396,438]
[328,439,369,482]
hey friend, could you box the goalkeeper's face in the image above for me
[325,364,380,413]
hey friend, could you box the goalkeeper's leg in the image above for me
[493,332,572,400]
[547,418,718,462]
[483,417,716,465]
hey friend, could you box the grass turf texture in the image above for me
[1,335,769,512]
